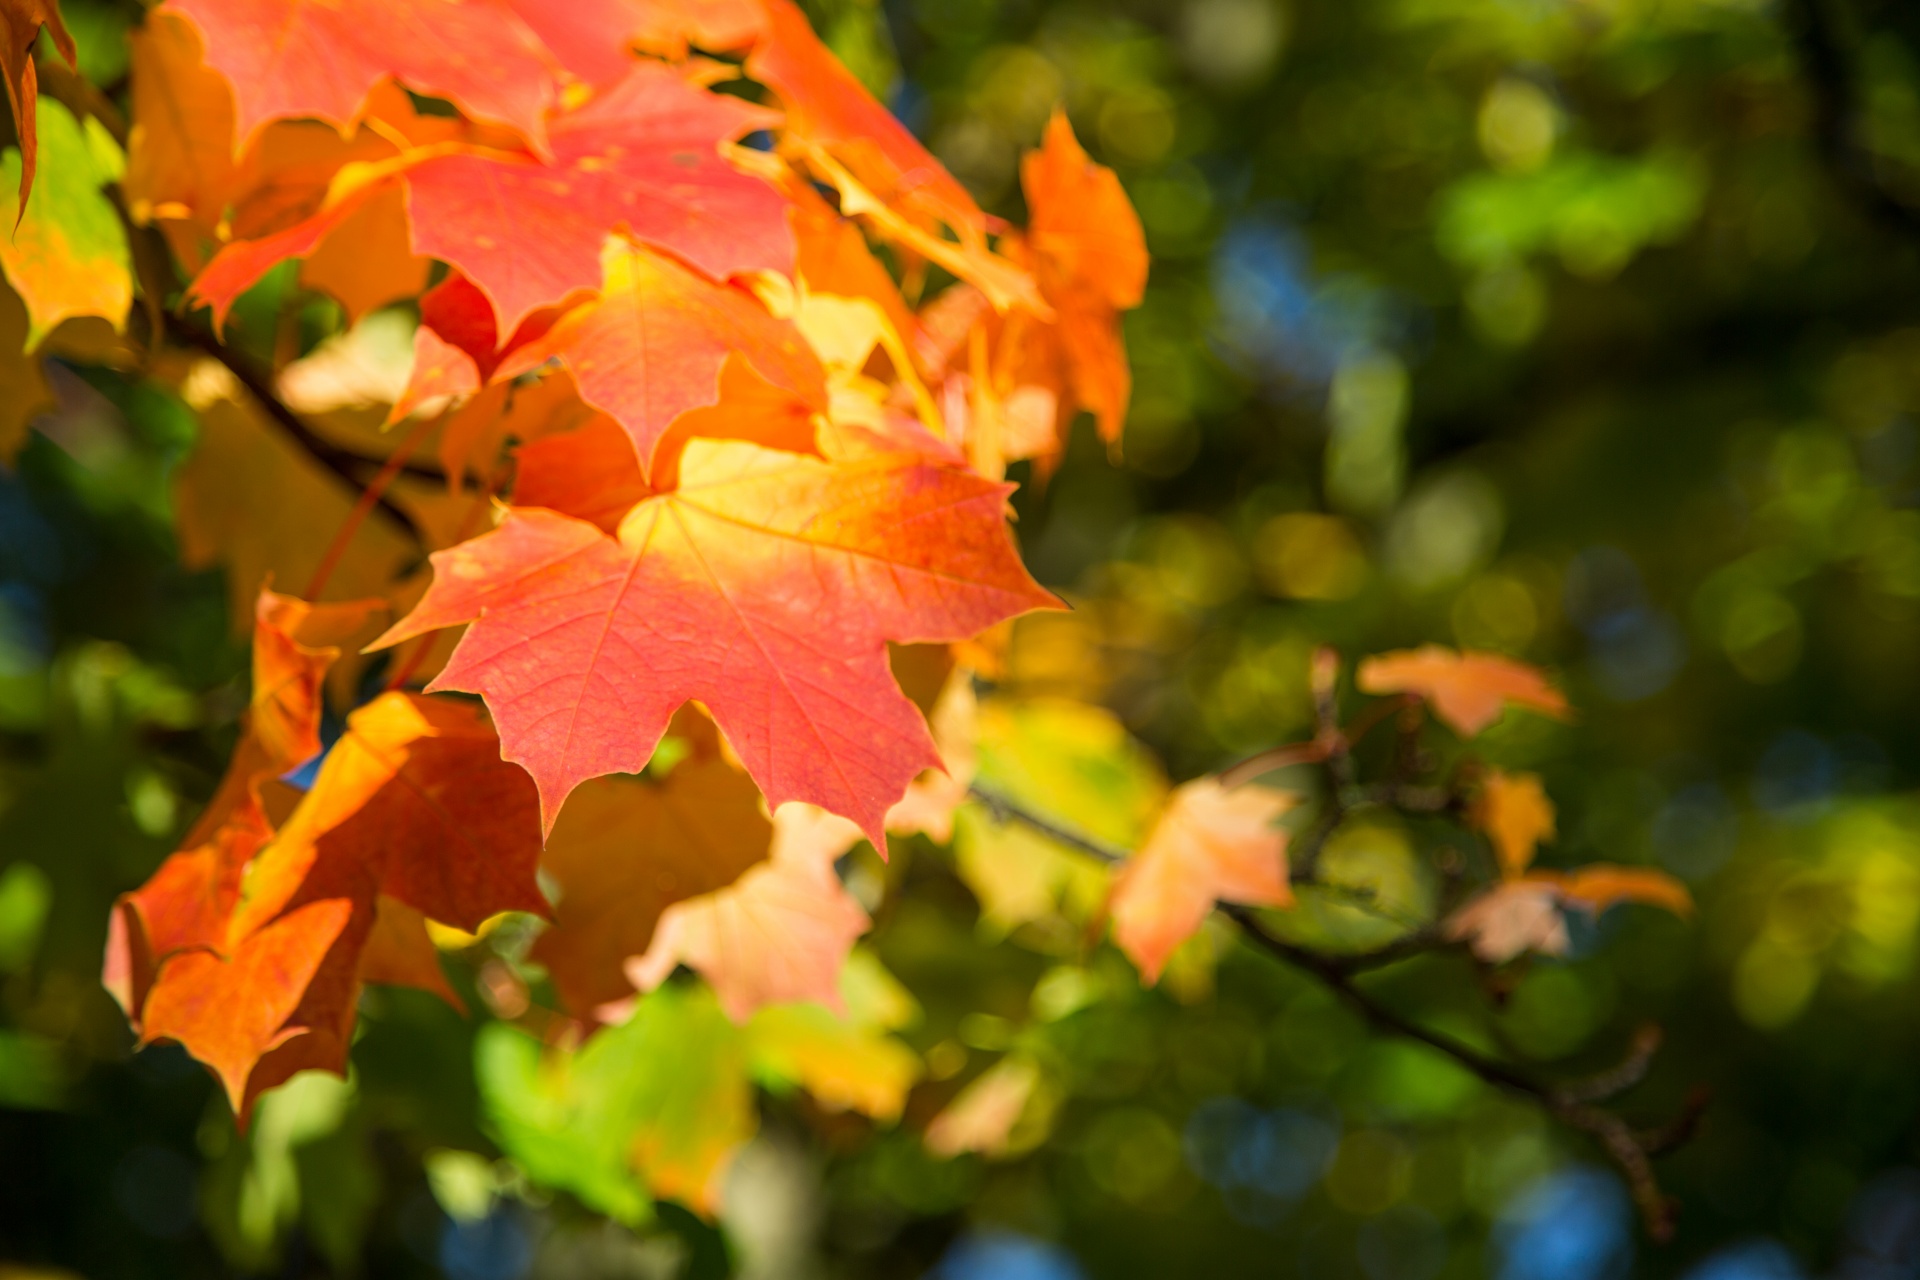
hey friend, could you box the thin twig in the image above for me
[304,413,437,599]
[968,783,1695,1241]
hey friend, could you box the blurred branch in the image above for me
[1787,0,1920,239]
[967,783,1697,1242]
[162,316,435,546]
[100,183,446,549]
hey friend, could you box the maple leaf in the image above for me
[505,0,763,80]
[494,243,826,479]
[375,439,1059,847]
[160,0,560,156]
[1018,109,1148,447]
[0,0,75,213]
[512,409,660,533]
[137,896,359,1114]
[1472,768,1557,880]
[0,98,131,346]
[531,714,774,1017]
[480,959,918,1221]
[625,801,871,1021]
[1546,865,1696,918]
[401,62,791,336]
[1111,778,1301,985]
[136,691,545,1115]
[748,0,979,241]
[925,1054,1044,1158]
[1446,865,1693,964]
[1356,645,1572,738]
[123,10,236,250]
[1443,880,1569,966]
[105,588,384,1020]
[187,64,791,343]
[746,950,922,1119]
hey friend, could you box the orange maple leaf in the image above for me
[493,243,826,480]
[1356,645,1571,738]
[625,802,870,1021]
[1019,109,1147,448]
[1471,768,1557,880]
[532,712,774,1017]
[135,690,544,1116]
[1111,779,1300,984]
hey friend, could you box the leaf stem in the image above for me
[303,413,437,599]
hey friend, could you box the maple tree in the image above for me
[0,0,1731,1263]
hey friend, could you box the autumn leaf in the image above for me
[1356,645,1571,738]
[747,950,922,1119]
[401,62,791,336]
[123,10,236,244]
[1443,879,1569,966]
[186,63,790,343]
[0,98,130,346]
[135,691,545,1115]
[926,1054,1045,1158]
[0,0,75,213]
[1545,865,1696,918]
[510,410,659,533]
[104,588,383,1021]
[625,801,871,1021]
[748,0,978,241]
[505,0,763,79]
[1446,865,1692,964]
[481,960,918,1222]
[375,439,1058,847]
[1019,109,1147,447]
[161,0,561,155]
[1472,768,1557,880]
[137,897,358,1114]
[1111,778,1301,985]
[493,242,826,479]
[531,713,773,1017]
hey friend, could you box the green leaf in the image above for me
[0,98,131,347]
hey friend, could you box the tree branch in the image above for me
[966,783,1694,1241]
[164,317,433,546]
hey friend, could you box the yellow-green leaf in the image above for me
[0,97,130,347]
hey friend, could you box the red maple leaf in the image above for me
[375,440,1059,847]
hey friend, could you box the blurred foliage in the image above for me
[18,0,1920,1278]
